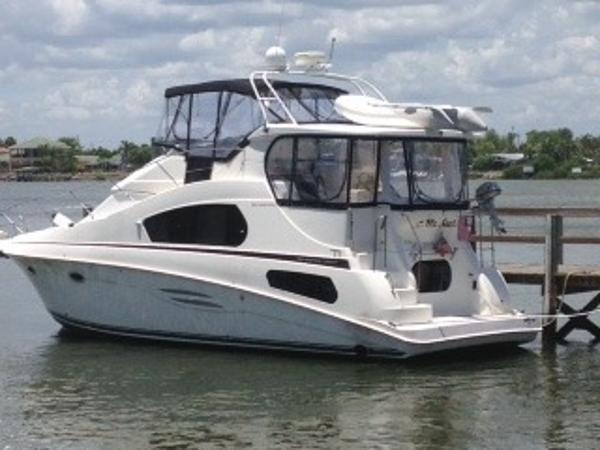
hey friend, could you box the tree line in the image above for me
[0,137,157,173]
[4,129,600,178]
[471,128,600,178]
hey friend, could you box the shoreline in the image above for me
[0,171,128,182]
[1,170,598,182]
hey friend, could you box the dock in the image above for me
[500,264,600,293]
[473,207,600,347]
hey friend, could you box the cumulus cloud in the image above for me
[0,0,599,146]
[49,0,89,35]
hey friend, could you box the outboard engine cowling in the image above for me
[475,182,506,234]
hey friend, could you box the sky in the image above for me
[1,0,599,148]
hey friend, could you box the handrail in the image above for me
[474,208,600,244]
[248,69,389,128]
[495,207,600,217]
[473,235,600,245]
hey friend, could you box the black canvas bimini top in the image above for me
[164,78,347,98]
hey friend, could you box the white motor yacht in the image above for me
[0,48,539,359]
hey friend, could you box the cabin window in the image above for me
[293,138,348,204]
[266,137,348,205]
[409,141,465,205]
[379,140,410,205]
[412,260,451,293]
[266,136,468,209]
[350,140,378,203]
[266,138,294,201]
[266,270,338,303]
[144,204,247,246]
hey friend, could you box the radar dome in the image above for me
[265,46,287,71]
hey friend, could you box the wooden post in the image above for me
[543,215,562,347]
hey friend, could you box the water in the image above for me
[1,180,600,449]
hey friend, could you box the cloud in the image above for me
[0,0,599,146]
[49,0,89,35]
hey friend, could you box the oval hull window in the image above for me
[267,270,338,304]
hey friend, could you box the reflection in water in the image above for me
[14,332,566,449]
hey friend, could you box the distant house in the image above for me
[76,153,122,172]
[491,153,525,166]
[75,154,101,171]
[9,137,70,169]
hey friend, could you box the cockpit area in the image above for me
[156,79,348,182]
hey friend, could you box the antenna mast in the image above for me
[328,37,337,63]
[276,1,285,46]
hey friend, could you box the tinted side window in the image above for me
[267,270,338,304]
[144,204,247,246]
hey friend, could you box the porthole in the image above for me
[69,272,85,283]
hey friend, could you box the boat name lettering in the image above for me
[417,218,457,228]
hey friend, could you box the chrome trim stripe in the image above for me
[31,241,351,270]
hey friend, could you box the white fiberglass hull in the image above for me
[10,253,539,359]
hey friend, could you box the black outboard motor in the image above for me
[475,182,506,234]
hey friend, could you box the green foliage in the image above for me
[58,136,83,154]
[502,165,524,179]
[472,154,497,171]
[0,136,17,147]
[118,140,156,169]
[87,146,116,160]
[472,129,518,156]
[38,145,77,173]
[521,128,576,162]
[472,127,600,179]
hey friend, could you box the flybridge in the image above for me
[155,46,492,158]
[251,46,492,133]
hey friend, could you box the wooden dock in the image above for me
[473,207,600,346]
[499,264,600,293]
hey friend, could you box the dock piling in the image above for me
[543,215,562,347]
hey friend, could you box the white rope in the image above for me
[521,309,600,321]
[517,270,600,326]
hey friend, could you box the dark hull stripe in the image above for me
[160,288,212,298]
[37,242,351,270]
[169,297,223,309]
[49,311,406,358]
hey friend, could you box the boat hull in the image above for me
[12,255,539,359]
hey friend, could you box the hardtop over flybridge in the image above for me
[0,47,539,358]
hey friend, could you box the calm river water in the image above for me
[1,180,599,449]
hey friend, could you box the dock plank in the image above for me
[499,264,600,292]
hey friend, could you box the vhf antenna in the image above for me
[276,1,285,46]
[328,37,337,63]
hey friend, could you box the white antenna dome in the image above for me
[265,46,287,71]
[293,51,329,72]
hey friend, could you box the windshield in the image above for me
[159,83,347,159]
[266,137,467,208]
